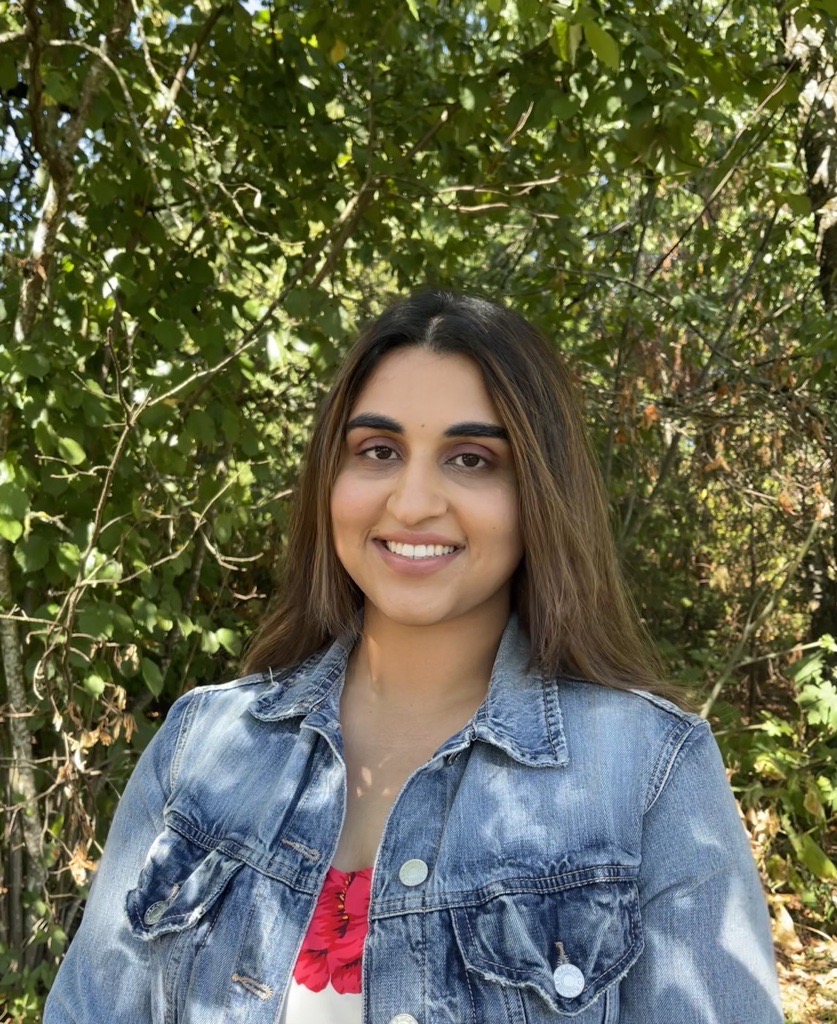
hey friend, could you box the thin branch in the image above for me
[645,65,796,280]
[154,3,231,128]
[700,497,835,717]
[129,0,167,94]
[61,0,134,158]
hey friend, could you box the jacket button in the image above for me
[398,859,429,886]
[553,962,585,998]
[389,1016,419,1024]
[143,901,167,926]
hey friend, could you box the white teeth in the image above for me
[384,541,457,559]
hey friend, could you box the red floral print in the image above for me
[293,865,372,994]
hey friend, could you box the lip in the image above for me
[372,538,463,577]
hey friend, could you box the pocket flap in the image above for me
[126,823,245,940]
[452,876,643,1015]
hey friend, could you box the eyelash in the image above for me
[357,444,491,470]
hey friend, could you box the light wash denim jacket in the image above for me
[45,614,784,1023]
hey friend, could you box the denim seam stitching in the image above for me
[437,867,635,899]
[222,884,264,1015]
[164,814,326,891]
[169,691,202,794]
[539,682,563,761]
[643,718,703,814]
[371,873,636,918]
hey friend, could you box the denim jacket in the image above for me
[45,614,784,1024]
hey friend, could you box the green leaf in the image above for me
[185,409,216,444]
[793,833,837,881]
[215,513,234,544]
[584,22,620,70]
[215,627,241,657]
[56,542,82,577]
[779,193,812,216]
[798,680,837,731]
[405,0,420,20]
[57,436,87,466]
[0,481,28,519]
[83,672,107,698]
[551,21,570,62]
[141,658,165,696]
[0,56,18,93]
[18,349,51,379]
[200,629,221,655]
[0,516,22,542]
[221,408,240,443]
[0,483,28,540]
[77,604,116,639]
[152,320,183,350]
[803,785,825,821]
[174,613,195,638]
[14,533,50,573]
[788,651,823,685]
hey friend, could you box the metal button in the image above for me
[398,859,429,887]
[553,962,585,998]
[143,901,167,926]
[389,1016,419,1024]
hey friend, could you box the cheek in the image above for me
[484,483,520,536]
[330,473,381,537]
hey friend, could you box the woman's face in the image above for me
[330,346,523,630]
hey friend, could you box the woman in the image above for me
[45,291,784,1023]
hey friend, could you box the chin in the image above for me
[368,597,458,628]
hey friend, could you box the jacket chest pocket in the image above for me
[451,874,643,1022]
[125,817,248,1020]
[127,823,246,941]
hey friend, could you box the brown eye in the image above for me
[359,445,399,461]
[450,452,490,469]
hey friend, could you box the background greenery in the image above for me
[1,0,835,1019]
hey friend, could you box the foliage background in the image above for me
[0,0,835,1019]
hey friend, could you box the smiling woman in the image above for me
[45,291,785,1024]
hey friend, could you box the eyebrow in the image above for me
[345,413,508,441]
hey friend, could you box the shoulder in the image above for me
[553,675,713,812]
[555,673,702,733]
[160,643,340,756]
[167,670,275,723]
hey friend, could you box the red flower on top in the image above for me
[293,865,372,994]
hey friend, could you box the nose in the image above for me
[385,457,448,525]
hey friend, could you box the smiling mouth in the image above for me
[379,540,459,559]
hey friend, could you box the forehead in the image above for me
[351,347,499,422]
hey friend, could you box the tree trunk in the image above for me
[0,536,47,966]
[779,12,837,642]
[780,14,837,308]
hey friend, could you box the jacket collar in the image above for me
[250,613,568,768]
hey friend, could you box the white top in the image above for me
[280,865,371,1024]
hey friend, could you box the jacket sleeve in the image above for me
[618,718,785,1024]
[44,691,197,1024]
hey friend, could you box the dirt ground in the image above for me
[774,912,837,1023]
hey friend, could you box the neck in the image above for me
[345,600,511,715]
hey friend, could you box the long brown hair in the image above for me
[242,290,679,701]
